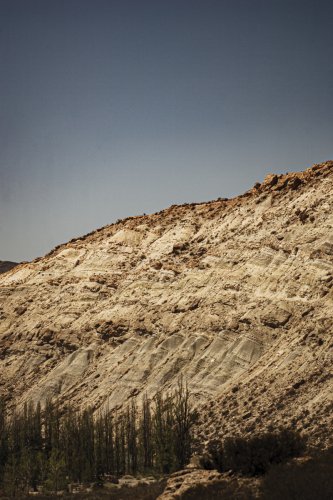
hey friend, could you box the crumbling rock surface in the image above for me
[0,161,332,450]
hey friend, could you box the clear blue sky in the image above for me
[1,0,332,261]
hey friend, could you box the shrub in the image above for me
[206,429,306,475]
[261,447,333,500]
[206,440,224,471]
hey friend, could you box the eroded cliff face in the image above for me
[0,162,332,447]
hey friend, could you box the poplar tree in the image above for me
[153,392,175,473]
[173,378,197,469]
[140,394,153,470]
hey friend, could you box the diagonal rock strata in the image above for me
[0,161,332,448]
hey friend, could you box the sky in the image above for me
[0,0,332,262]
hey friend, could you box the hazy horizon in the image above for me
[1,0,332,262]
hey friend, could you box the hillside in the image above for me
[0,261,18,274]
[0,161,332,451]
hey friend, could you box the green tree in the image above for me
[44,448,67,492]
[153,391,175,473]
[173,378,197,469]
[140,394,153,470]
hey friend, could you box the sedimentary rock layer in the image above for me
[0,161,332,447]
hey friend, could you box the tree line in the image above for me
[0,380,197,496]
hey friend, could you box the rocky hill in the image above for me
[0,261,18,274]
[0,161,332,450]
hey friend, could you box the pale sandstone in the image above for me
[0,161,332,450]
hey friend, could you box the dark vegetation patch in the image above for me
[0,383,330,499]
[204,429,306,475]
[261,447,333,500]
[0,381,196,497]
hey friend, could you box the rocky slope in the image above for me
[0,161,332,449]
[0,261,18,274]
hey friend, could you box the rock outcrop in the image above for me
[0,161,332,449]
